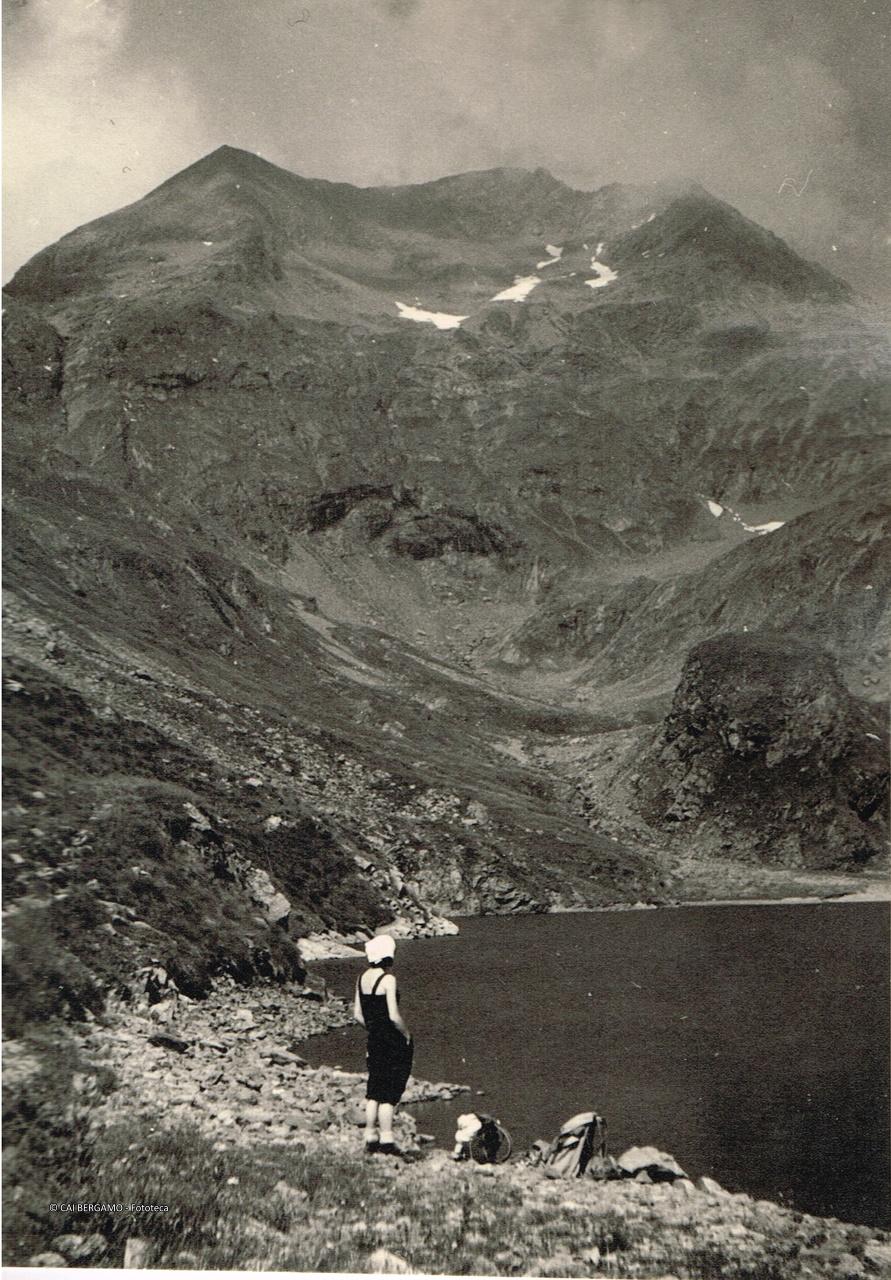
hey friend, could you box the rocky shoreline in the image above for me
[9,979,889,1277]
[300,879,891,959]
[88,979,470,1140]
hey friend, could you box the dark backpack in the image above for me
[538,1111,607,1179]
[467,1114,512,1164]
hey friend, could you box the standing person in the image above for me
[353,934,413,1156]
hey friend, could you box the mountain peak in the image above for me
[391,164,567,197]
[148,145,295,196]
[615,188,850,302]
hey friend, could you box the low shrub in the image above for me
[2,915,104,1037]
[2,1032,115,1263]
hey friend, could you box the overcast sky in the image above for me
[3,0,890,292]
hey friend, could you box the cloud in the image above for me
[3,0,209,276]
[377,0,423,17]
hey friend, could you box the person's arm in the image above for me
[383,974,411,1041]
[353,978,365,1027]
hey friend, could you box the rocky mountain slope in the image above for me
[6,147,887,571]
[497,468,891,693]
[3,147,889,1025]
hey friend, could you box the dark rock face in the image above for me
[2,301,64,409]
[636,634,889,868]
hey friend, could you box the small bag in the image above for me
[585,1154,623,1181]
[526,1138,552,1166]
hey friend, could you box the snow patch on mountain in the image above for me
[536,245,563,269]
[491,275,541,303]
[744,520,786,535]
[395,301,467,330]
[585,255,618,290]
[702,497,785,535]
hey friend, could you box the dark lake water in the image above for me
[302,903,890,1228]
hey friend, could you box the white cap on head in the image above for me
[365,934,396,964]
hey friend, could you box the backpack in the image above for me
[455,1113,513,1164]
[472,1114,511,1164]
[538,1111,607,1179]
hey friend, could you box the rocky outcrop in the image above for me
[244,867,291,926]
[1,301,64,408]
[633,633,889,869]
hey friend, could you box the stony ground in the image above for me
[87,980,467,1145]
[8,982,891,1278]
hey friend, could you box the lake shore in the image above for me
[592,883,891,911]
[299,882,891,960]
[8,980,890,1277]
[301,902,890,1234]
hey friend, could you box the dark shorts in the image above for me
[366,1032,414,1104]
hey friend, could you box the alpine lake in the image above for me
[301,902,890,1228]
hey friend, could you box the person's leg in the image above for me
[378,1103,395,1146]
[365,1099,380,1149]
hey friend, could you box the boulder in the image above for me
[147,1032,190,1053]
[183,802,212,830]
[383,916,417,939]
[864,1242,891,1271]
[245,867,290,925]
[368,1248,412,1273]
[52,1233,106,1263]
[696,1175,731,1197]
[123,1238,151,1268]
[617,1146,687,1181]
[275,1180,309,1207]
[297,934,364,961]
[199,1037,229,1054]
[250,1110,276,1125]
[262,1046,306,1066]
[427,915,460,936]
